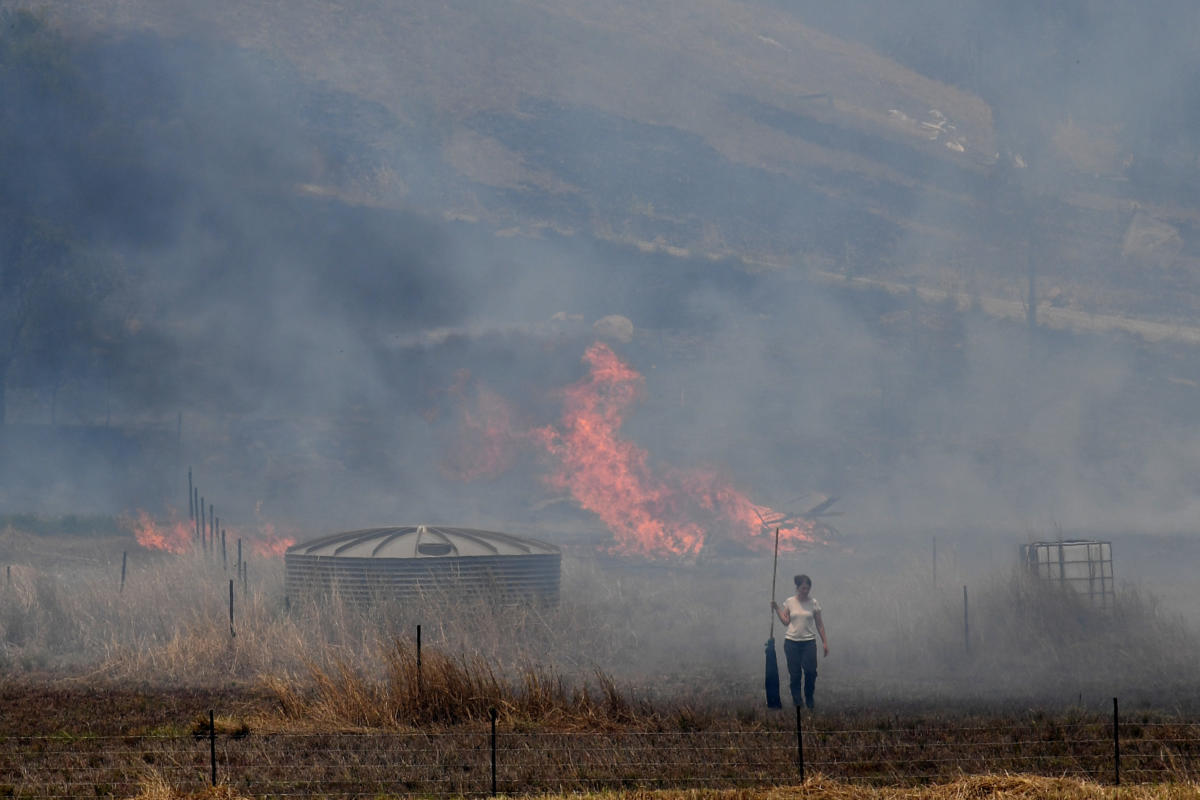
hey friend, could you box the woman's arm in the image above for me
[814,610,828,656]
[770,600,790,626]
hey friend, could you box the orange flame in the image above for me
[535,343,703,557]
[537,342,820,558]
[680,468,817,552]
[233,511,297,558]
[127,509,192,554]
[245,522,295,558]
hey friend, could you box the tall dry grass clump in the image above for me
[265,637,662,730]
[127,772,249,800]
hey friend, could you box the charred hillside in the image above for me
[23,0,1200,325]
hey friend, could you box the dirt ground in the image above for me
[0,682,273,736]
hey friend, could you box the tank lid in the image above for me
[286,525,560,559]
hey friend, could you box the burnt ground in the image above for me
[0,681,1196,796]
[0,683,275,736]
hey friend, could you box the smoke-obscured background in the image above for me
[4,1,1200,633]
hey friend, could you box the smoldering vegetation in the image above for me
[0,521,1198,720]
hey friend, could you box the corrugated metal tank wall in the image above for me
[285,525,561,604]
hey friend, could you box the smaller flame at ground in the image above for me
[244,521,296,557]
[126,510,192,554]
[125,509,296,558]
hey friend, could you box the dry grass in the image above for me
[127,773,248,800]
[1,524,1199,718]
[118,775,1200,799]
[264,642,664,730]
[0,528,1198,797]
[549,778,1200,799]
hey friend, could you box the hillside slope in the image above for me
[25,0,1200,324]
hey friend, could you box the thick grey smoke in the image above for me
[4,1,1200,714]
[3,1,1200,603]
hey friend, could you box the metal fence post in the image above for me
[1113,697,1120,785]
[795,705,805,782]
[490,707,498,796]
[209,709,217,787]
[416,625,423,701]
[963,585,970,655]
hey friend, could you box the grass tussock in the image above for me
[186,713,249,738]
[127,772,248,800]
[265,639,662,730]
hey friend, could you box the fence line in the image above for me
[2,710,1198,798]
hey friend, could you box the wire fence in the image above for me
[3,707,1200,798]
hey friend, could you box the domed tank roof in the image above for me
[285,525,562,605]
[286,525,560,559]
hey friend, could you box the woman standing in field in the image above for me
[771,574,828,710]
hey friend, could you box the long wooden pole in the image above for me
[768,528,780,638]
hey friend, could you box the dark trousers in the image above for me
[783,638,818,709]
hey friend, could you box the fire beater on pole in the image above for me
[765,527,782,709]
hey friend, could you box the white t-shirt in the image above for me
[783,595,821,642]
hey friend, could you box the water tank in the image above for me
[285,525,561,604]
